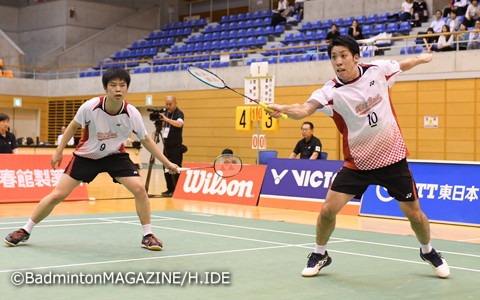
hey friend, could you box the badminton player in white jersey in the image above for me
[4,67,179,251]
[267,36,450,278]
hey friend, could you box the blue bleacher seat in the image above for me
[357,15,367,25]
[299,22,312,32]
[237,13,245,21]
[274,25,285,34]
[245,28,256,37]
[237,38,247,47]
[245,19,254,28]
[255,36,267,46]
[279,56,289,63]
[399,21,412,33]
[247,58,256,65]
[211,61,220,68]
[253,11,262,19]
[378,13,389,23]
[255,27,265,36]
[372,23,386,35]
[362,25,373,36]
[366,14,378,24]
[133,68,142,74]
[344,17,354,26]
[315,30,327,40]
[304,31,315,41]
[267,57,277,64]
[311,21,322,30]
[400,47,407,55]
[333,18,344,27]
[220,15,229,23]
[165,65,174,72]
[289,55,300,63]
[414,46,424,54]
[339,27,348,36]
[320,19,332,29]
[265,26,274,35]
[294,32,305,42]
[245,12,253,20]
[220,39,229,49]
[386,22,398,33]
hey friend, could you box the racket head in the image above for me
[213,154,242,178]
[187,66,227,89]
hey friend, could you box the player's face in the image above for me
[105,78,128,102]
[330,46,359,82]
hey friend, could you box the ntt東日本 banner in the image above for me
[360,160,480,226]
[0,154,89,203]
[173,162,266,206]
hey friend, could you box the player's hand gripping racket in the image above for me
[187,65,288,120]
[177,154,243,178]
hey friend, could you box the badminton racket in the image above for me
[187,65,288,120]
[176,154,243,178]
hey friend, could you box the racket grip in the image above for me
[259,102,288,120]
[176,168,189,171]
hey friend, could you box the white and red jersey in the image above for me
[73,96,147,160]
[309,60,407,170]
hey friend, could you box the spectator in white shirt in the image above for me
[430,10,446,33]
[467,20,480,49]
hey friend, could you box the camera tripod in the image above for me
[144,120,170,197]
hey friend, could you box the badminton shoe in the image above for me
[420,248,450,278]
[4,228,30,247]
[141,234,163,251]
[301,251,332,277]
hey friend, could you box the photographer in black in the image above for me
[159,95,185,197]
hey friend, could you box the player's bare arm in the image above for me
[140,135,179,173]
[51,120,81,169]
[399,53,432,72]
[267,101,320,120]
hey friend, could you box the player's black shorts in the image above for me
[330,158,417,201]
[64,153,139,183]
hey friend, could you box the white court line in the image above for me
[1,214,479,274]
[0,215,141,226]
[0,244,299,273]
[150,214,480,258]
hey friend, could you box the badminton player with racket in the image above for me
[266,36,450,278]
[4,67,179,251]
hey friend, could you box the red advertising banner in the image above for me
[173,162,266,206]
[0,154,89,203]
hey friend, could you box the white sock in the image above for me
[23,219,37,234]
[314,244,327,255]
[142,224,153,236]
[421,243,433,254]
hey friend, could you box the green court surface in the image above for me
[1,211,479,299]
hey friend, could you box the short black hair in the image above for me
[222,148,233,155]
[0,113,10,122]
[102,67,131,88]
[302,121,314,130]
[327,35,360,58]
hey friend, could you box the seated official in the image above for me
[289,121,322,159]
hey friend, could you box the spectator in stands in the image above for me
[326,24,341,43]
[294,0,304,19]
[413,0,429,24]
[423,27,437,52]
[430,10,446,33]
[456,23,470,50]
[271,1,295,27]
[56,125,75,146]
[289,122,322,159]
[446,10,461,32]
[0,113,18,154]
[400,0,414,22]
[274,0,288,13]
[464,0,480,27]
[444,0,468,18]
[436,24,455,51]
[467,19,480,49]
[348,19,365,40]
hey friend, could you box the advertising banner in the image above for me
[173,162,266,206]
[0,154,89,203]
[258,158,360,215]
[360,160,480,226]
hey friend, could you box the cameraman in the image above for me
[160,95,185,197]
